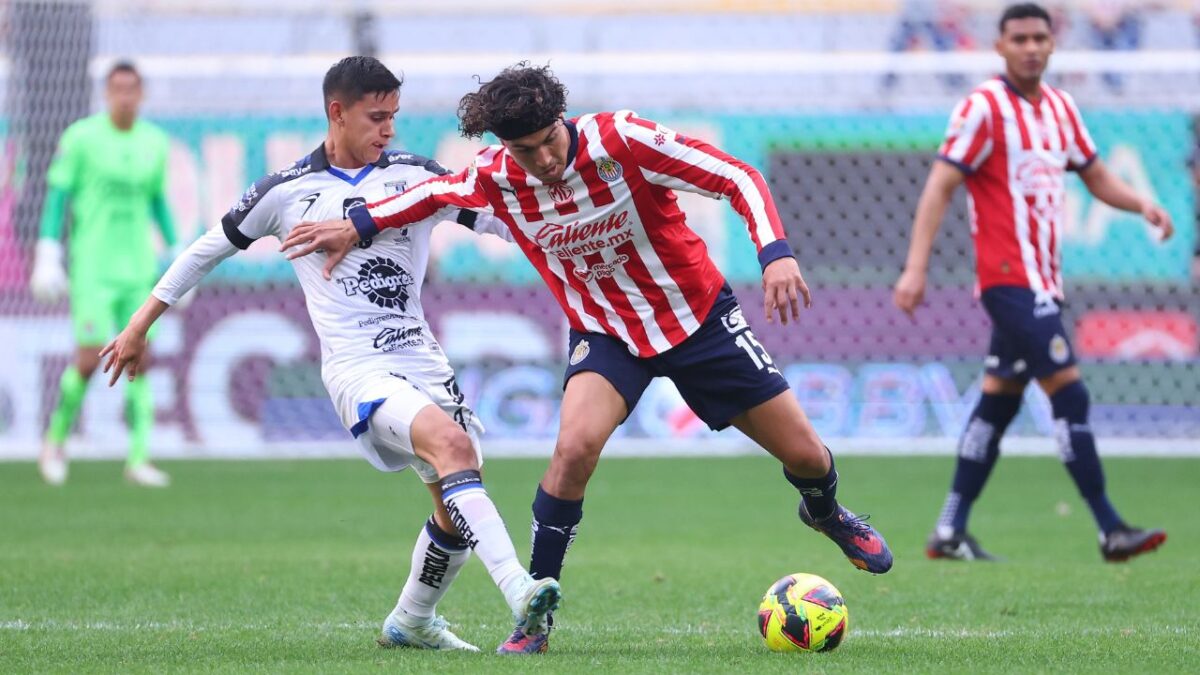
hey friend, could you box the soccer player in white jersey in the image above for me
[282,63,894,654]
[893,3,1173,562]
[99,56,560,653]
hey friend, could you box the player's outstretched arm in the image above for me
[101,296,169,385]
[894,160,964,318]
[280,218,358,279]
[1078,159,1174,241]
[102,226,242,384]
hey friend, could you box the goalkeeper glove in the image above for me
[31,239,68,304]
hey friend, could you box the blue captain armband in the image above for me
[348,205,381,240]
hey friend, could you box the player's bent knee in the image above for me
[441,430,478,472]
[549,436,603,484]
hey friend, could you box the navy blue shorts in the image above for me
[563,286,791,431]
[981,286,1077,381]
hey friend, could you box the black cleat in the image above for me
[1101,526,1167,562]
[926,529,999,561]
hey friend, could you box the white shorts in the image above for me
[347,372,485,484]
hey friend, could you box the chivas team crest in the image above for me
[595,157,622,183]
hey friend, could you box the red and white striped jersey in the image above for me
[354,110,792,357]
[938,76,1098,299]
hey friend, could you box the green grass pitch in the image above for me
[2,455,1197,673]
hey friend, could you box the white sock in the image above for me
[392,516,471,622]
[439,470,532,613]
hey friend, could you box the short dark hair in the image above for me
[999,3,1052,34]
[457,62,568,140]
[322,56,403,119]
[106,60,141,84]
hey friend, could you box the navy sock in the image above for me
[937,393,1022,534]
[784,449,838,520]
[529,485,583,582]
[1051,381,1123,535]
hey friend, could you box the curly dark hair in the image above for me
[457,62,568,140]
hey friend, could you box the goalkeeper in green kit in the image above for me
[31,62,178,487]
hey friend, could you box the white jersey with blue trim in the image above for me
[153,143,511,434]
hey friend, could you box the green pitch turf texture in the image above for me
[2,455,1196,673]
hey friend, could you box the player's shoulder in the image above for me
[225,147,320,222]
[374,149,451,177]
[1041,83,1078,108]
[470,145,507,174]
[961,79,1006,105]
[133,117,168,136]
[596,109,652,130]
[62,114,105,140]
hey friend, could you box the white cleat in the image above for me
[38,441,68,486]
[378,612,480,652]
[510,577,562,633]
[124,462,171,488]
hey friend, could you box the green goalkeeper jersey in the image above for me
[45,113,172,285]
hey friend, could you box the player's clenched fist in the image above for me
[762,256,811,326]
[892,267,927,318]
[280,218,359,279]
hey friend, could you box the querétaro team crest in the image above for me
[338,257,414,311]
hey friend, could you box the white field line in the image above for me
[2,619,1193,639]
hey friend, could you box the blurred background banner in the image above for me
[1,0,1197,458]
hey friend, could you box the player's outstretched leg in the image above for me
[436,470,561,653]
[928,392,1021,561]
[1048,381,1167,562]
[379,515,478,651]
[733,392,892,574]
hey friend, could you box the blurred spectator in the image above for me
[883,0,974,91]
[1086,0,1142,92]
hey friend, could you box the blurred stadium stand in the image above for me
[1,0,1196,458]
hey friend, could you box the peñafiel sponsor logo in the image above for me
[535,211,633,259]
[373,325,425,353]
[573,254,630,283]
[337,257,414,310]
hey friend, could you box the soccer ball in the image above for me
[757,573,848,653]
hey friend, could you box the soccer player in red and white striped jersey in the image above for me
[893,2,1173,563]
[284,63,893,653]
